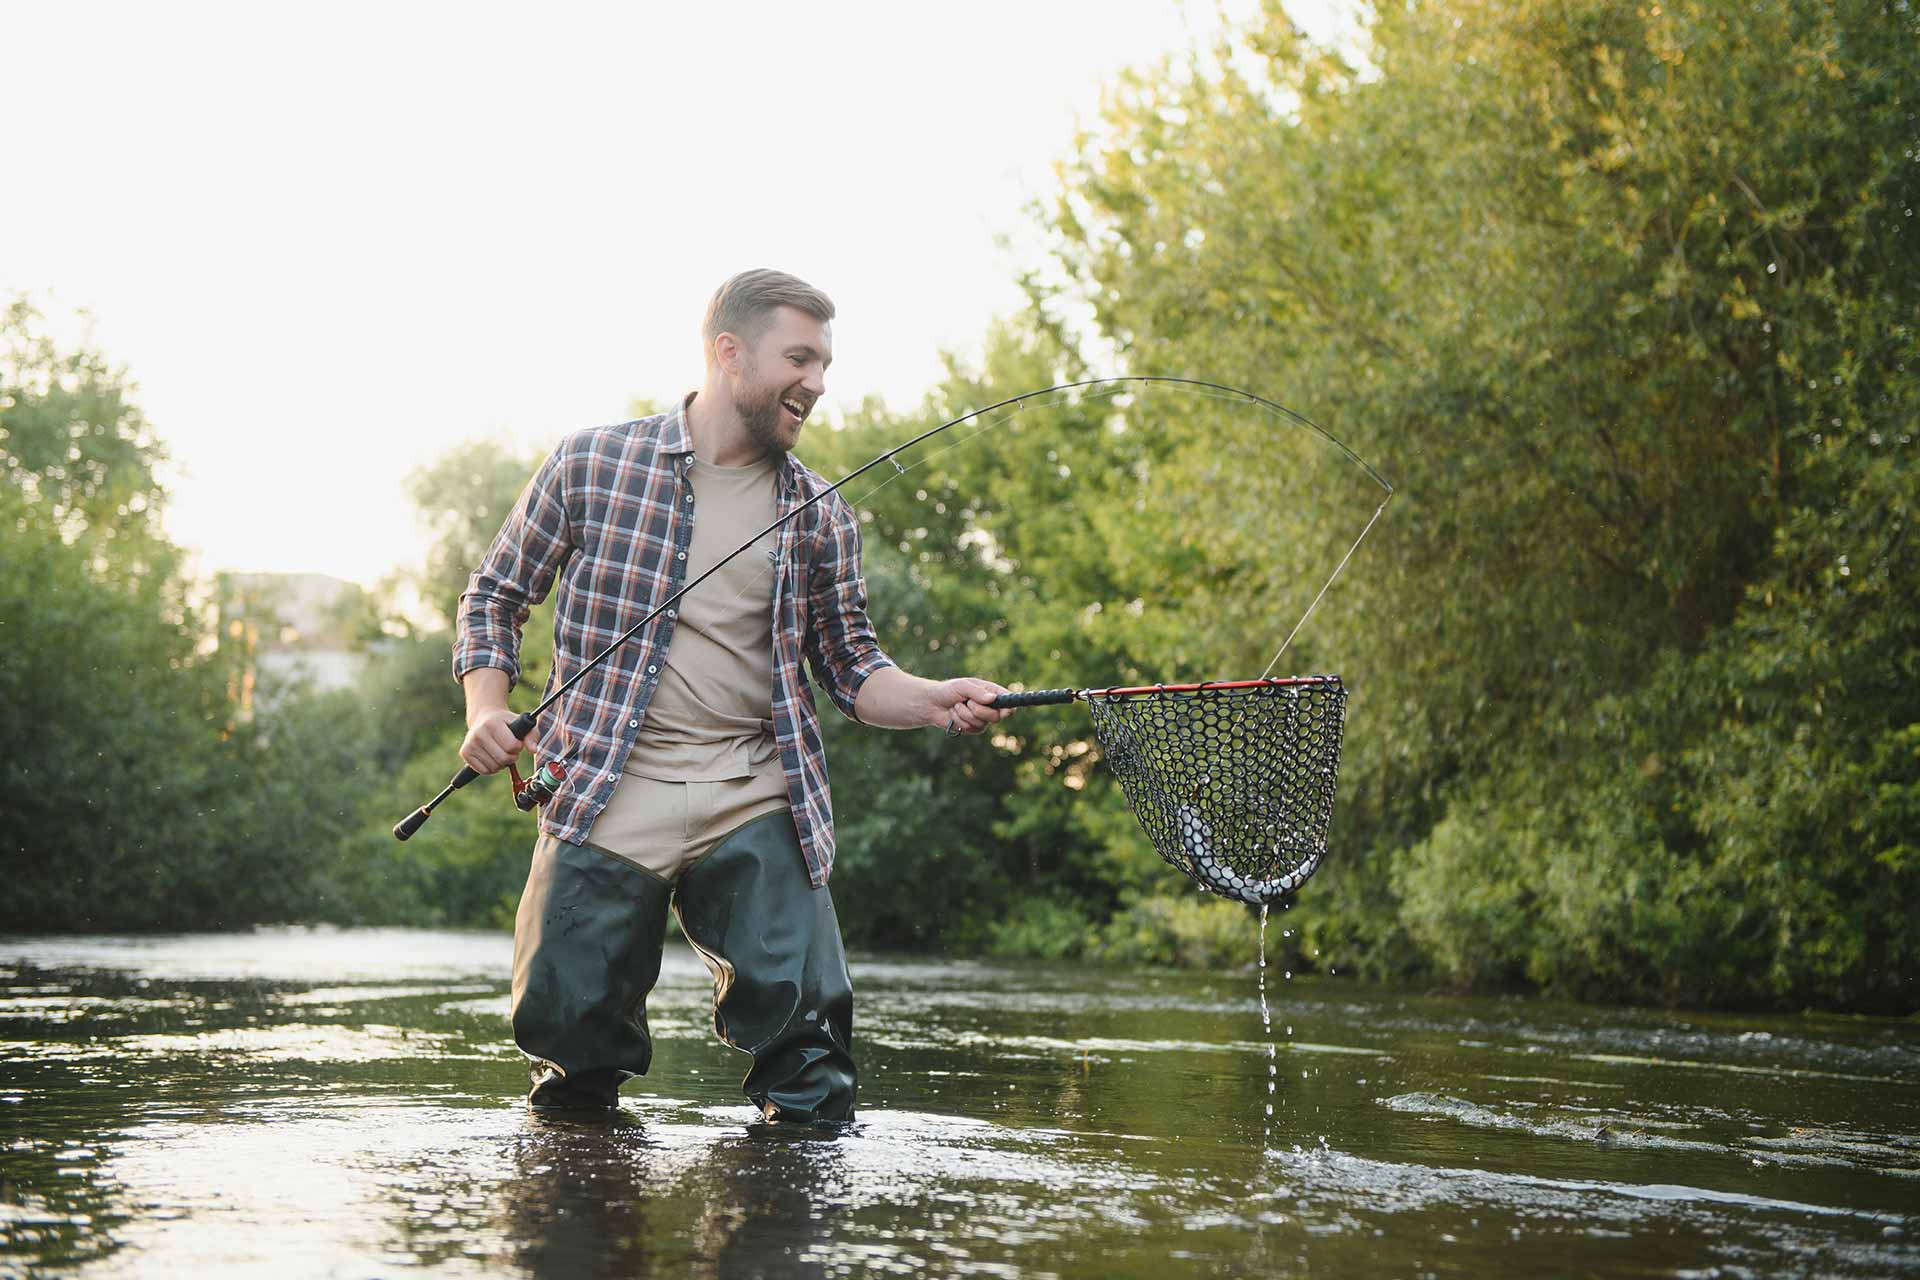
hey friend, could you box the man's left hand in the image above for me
[852,667,1017,732]
[931,676,1014,736]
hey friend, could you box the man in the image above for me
[454,268,1011,1124]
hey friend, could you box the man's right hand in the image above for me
[460,707,530,776]
[459,669,527,775]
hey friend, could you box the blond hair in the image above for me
[702,269,835,366]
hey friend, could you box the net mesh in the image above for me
[1086,678,1348,905]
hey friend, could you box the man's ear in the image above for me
[713,331,743,373]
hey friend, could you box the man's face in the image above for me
[726,305,833,455]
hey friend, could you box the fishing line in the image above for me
[842,376,1391,678]
[838,382,1131,512]
[1260,499,1389,680]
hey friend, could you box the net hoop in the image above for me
[1077,675,1343,702]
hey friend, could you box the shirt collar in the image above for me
[659,393,697,457]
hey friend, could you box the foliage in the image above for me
[9,0,1917,1013]
[0,299,170,576]
[321,723,535,929]
[1090,893,1259,969]
[1040,0,1919,1008]
[984,897,1097,962]
[0,304,358,930]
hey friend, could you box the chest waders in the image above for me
[512,811,855,1122]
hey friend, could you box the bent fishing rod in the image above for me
[393,376,1392,840]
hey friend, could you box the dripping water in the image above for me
[1281,902,1295,1141]
[1256,901,1299,1155]
[1259,903,1274,1148]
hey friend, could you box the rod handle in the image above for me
[991,688,1079,708]
[443,711,538,791]
[391,710,541,842]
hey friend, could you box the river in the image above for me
[1,928,1915,1277]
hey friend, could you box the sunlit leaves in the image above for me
[1038,0,1920,1005]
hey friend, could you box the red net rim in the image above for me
[1082,675,1343,702]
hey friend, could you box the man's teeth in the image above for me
[781,398,804,419]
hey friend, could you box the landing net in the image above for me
[1083,677,1348,904]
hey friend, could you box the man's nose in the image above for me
[802,366,827,397]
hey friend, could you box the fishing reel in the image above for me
[508,759,566,812]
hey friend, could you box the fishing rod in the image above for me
[393,375,1391,841]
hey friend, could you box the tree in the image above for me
[1039,0,1920,1004]
[1,299,170,576]
[0,302,350,930]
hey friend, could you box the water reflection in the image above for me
[493,1117,847,1280]
[689,1128,846,1280]
[498,1117,663,1278]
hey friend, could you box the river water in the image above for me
[1,928,1914,1277]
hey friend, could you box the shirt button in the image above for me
[647,664,658,674]
[666,608,676,618]
[676,550,686,560]
[628,718,638,728]
[684,494,693,503]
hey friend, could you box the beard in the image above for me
[730,361,798,456]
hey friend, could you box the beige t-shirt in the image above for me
[620,454,780,782]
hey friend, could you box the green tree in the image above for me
[0,302,360,930]
[0,299,170,576]
[1039,0,1919,1004]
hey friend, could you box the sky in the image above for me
[4,1,1351,590]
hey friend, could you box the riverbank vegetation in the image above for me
[3,0,1914,1011]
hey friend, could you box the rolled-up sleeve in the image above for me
[803,495,894,718]
[453,445,574,686]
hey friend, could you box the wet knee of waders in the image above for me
[511,839,674,1077]
[677,818,850,1004]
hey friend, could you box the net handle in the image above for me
[991,688,1078,708]
[991,675,1341,708]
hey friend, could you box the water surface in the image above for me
[2,928,1915,1276]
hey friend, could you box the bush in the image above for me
[983,897,1097,961]
[1090,893,1259,969]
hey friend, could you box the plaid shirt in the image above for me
[453,397,895,886]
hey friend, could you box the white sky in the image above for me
[4,1,1350,589]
